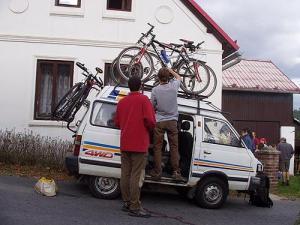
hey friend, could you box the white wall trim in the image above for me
[0,34,133,49]
[0,34,222,55]
[28,120,75,127]
[0,34,223,55]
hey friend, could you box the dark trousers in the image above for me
[153,120,179,174]
[120,151,147,210]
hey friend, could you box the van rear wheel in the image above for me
[88,176,120,199]
[195,177,228,209]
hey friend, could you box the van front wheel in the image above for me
[88,176,120,199]
[195,177,228,209]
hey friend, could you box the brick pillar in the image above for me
[255,150,280,190]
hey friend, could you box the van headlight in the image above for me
[257,164,263,172]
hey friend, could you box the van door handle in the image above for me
[204,150,212,155]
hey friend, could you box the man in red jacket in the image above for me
[115,76,155,218]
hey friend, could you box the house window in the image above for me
[104,63,128,86]
[107,0,132,11]
[35,60,74,120]
[55,0,81,7]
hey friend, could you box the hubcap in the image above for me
[95,177,118,195]
[204,184,222,203]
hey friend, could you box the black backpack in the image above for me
[249,173,273,208]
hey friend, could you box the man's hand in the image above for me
[167,68,181,81]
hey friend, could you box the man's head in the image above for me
[241,128,248,136]
[128,76,142,92]
[157,68,171,83]
[280,137,287,143]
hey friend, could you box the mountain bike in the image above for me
[52,62,103,127]
[114,23,211,94]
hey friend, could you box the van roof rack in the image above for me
[111,83,229,116]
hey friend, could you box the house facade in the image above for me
[222,59,300,174]
[0,0,238,140]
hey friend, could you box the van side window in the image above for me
[91,102,117,128]
[203,118,240,147]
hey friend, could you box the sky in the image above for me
[196,0,300,109]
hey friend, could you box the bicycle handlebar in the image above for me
[76,62,103,87]
[137,23,155,44]
[76,62,88,72]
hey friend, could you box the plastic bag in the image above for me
[34,177,58,197]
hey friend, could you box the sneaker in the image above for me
[128,208,151,218]
[148,170,161,180]
[122,202,130,212]
[172,171,185,182]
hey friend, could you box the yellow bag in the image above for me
[34,177,57,197]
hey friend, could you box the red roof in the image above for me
[180,0,239,58]
[223,59,300,94]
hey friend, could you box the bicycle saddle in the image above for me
[179,39,194,45]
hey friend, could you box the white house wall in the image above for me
[0,0,223,139]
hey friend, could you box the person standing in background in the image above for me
[277,137,295,186]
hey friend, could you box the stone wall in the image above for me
[255,150,280,190]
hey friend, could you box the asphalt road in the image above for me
[0,176,299,225]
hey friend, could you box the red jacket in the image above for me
[115,92,156,153]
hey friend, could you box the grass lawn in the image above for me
[276,175,300,199]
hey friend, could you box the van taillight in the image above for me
[73,135,82,156]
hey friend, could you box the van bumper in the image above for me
[65,155,79,176]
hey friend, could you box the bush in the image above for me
[0,130,72,169]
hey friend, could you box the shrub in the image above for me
[0,130,72,169]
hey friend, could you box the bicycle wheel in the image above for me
[177,59,210,95]
[203,65,217,97]
[143,52,162,85]
[116,46,154,81]
[52,82,84,120]
[63,86,90,123]
[110,55,134,85]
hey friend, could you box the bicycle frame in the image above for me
[137,34,203,82]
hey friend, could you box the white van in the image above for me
[65,85,263,209]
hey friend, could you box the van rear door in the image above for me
[78,101,121,178]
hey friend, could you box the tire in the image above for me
[116,46,154,82]
[203,65,217,97]
[88,176,121,199]
[110,56,130,85]
[177,59,210,95]
[63,86,90,123]
[52,82,84,120]
[195,177,228,209]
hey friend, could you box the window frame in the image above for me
[90,100,119,130]
[34,59,74,120]
[202,116,242,148]
[55,0,81,8]
[106,0,132,12]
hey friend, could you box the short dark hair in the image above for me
[128,76,141,92]
[157,68,171,83]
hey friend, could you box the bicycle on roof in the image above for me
[111,23,216,95]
